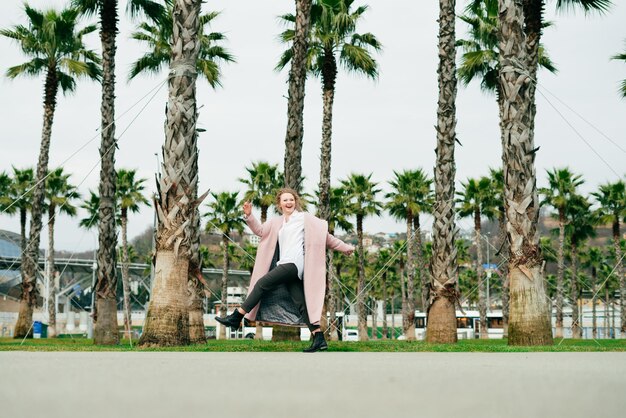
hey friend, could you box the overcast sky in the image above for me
[1,0,625,252]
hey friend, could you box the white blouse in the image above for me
[276,210,305,279]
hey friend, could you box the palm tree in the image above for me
[116,169,149,338]
[238,161,283,223]
[277,0,381,222]
[129,2,234,84]
[592,180,626,335]
[7,168,35,256]
[341,173,381,341]
[282,0,313,190]
[1,4,101,338]
[582,246,603,339]
[374,248,393,339]
[565,194,596,339]
[139,0,205,347]
[44,168,80,337]
[457,176,497,339]
[539,167,584,337]
[79,191,103,230]
[205,192,245,339]
[386,169,433,340]
[612,41,626,98]
[427,0,459,344]
[497,0,552,346]
[0,172,12,214]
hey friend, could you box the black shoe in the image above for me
[303,332,328,353]
[215,310,244,329]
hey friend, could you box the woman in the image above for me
[216,188,354,352]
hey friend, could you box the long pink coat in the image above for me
[244,212,352,326]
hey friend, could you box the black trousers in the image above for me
[241,263,317,332]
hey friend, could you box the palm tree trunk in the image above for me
[591,267,597,339]
[139,0,203,347]
[15,67,59,338]
[571,245,581,339]
[414,216,428,312]
[426,0,458,344]
[604,287,609,337]
[390,288,395,339]
[498,0,552,346]
[283,0,312,190]
[405,214,416,341]
[47,205,57,338]
[20,208,27,255]
[497,210,510,337]
[613,220,625,336]
[382,271,388,340]
[93,0,120,346]
[325,250,339,341]
[555,210,565,337]
[356,214,368,341]
[219,235,230,340]
[371,298,378,339]
[120,211,132,339]
[475,209,488,339]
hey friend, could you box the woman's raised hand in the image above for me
[243,201,252,217]
[343,245,355,256]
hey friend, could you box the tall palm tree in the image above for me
[427,0,459,344]
[374,248,393,340]
[612,42,626,98]
[277,0,381,223]
[592,180,626,335]
[497,0,552,346]
[129,2,234,84]
[582,246,603,339]
[205,192,245,339]
[44,168,80,337]
[1,4,101,338]
[386,169,433,340]
[539,167,584,337]
[341,173,381,341]
[565,194,596,339]
[283,0,313,190]
[139,0,205,347]
[116,169,149,338]
[238,161,283,223]
[457,176,496,339]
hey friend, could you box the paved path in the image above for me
[1,352,625,418]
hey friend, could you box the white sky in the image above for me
[1,0,625,252]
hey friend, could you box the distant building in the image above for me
[245,234,260,247]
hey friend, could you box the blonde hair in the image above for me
[275,187,302,213]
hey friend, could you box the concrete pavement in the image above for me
[1,352,625,418]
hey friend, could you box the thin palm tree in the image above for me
[427,0,459,344]
[44,168,80,338]
[8,168,35,257]
[565,194,596,339]
[539,167,584,337]
[386,169,433,340]
[238,161,283,223]
[277,0,381,223]
[1,4,101,338]
[139,0,205,347]
[282,0,313,190]
[592,180,626,335]
[129,2,234,85]
[117,169,149,338]
[205,192,245,339]
[341,173,382,341]
[612,41,626,98]
[582,246,603,339]
[457,176,497,339]
[497,0,552,346]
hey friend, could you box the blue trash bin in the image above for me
[33,321,42,338]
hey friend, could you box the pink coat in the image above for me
[244,212,353,325]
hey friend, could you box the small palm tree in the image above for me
[386,169,433,340]
[457,176,497,339]
[129,2,234,85]
[341,173,381,341]
[205,192,245,339]
[592,180,626,335]
[0,172,13,214]
[539,167,584,337]
[238,161,282,223]
[44,168,80,337]
[7,168,35,256]
[1,4,101,338]
[117,169,149,338]
[612,41,626,98]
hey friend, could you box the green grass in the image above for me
[1,337,625,352]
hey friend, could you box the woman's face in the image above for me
[279,192,296,216]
